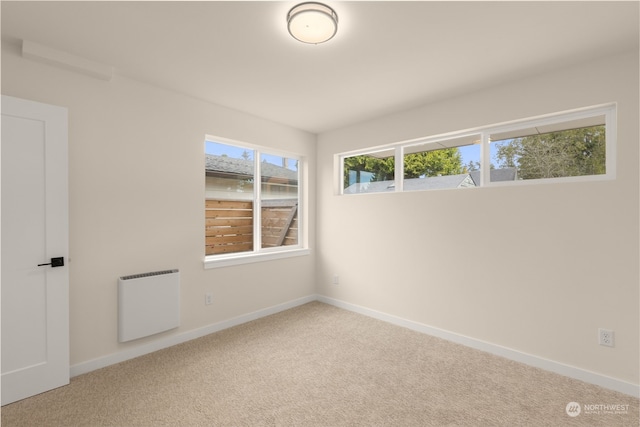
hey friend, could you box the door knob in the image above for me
[37,257,64,267]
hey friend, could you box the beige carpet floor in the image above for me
[1,301,638,426]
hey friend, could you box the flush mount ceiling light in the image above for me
[287,2,338,44]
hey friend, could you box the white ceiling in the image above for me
[2,1,638,134]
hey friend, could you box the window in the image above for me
[343,150,395,194]
[489,116,607,182]
[402,134,481,191]
[205,138,304,266]
[339,104,615,195]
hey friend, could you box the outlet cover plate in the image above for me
[598,328,614,347]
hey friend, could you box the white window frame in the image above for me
[400,132,482,191]
[485,104,615,186]
[204,136,309,269]
[337,103,616,195]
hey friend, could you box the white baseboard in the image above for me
[316,295,640,398]
[71,293,639,398]
[70,295,316,378]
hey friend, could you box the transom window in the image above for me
[339,104,615,195]
[489,116,606,181]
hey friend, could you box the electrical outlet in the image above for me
[332,275,339,285]
[205,293,213,305]
[598,328,614,347]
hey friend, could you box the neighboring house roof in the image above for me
[205,154,297,181]
[404,174,476,191]
[343,167,518,194]
[344,174,473,194]
[343,180,394,194]
[469,167,518,185]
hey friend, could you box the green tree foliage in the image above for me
[493,125,605,179]
[403,148,463,178]
[343,155,395,188]
[463,160,481,172]
[343,148,463,187]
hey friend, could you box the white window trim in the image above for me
[204,135,308,268]
[483,103,615,187]
[204,248,311,269]
[337,103,616,195]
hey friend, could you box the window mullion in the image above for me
[481,133,491,186]
[395,147,404,192]
[254,150,262,251]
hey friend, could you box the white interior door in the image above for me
[1,95,69,405]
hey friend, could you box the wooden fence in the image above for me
[205,199,298,256]
[261,199,299,249]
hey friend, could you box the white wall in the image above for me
[316,51,639,386]
[2,35,638,392]
[1,41,316,367]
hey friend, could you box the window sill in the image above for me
[204,248,310,269]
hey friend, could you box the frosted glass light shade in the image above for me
[287,2,338,44]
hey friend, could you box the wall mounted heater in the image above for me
[118,269,180,343]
